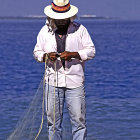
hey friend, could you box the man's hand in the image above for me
[43,52,60,62]
[60,51,81,61]
[48,52,59,61]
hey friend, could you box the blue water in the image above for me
[0,19,140,140]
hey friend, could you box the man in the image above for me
[33,0,95,139]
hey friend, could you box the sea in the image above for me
[0,18,140,140]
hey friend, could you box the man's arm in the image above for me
[33,28,46,62]
[60,51,81,61]
[78,25,96,61]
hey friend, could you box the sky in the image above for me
[0,0,140,19]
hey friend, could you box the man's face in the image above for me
[54,18,70,29]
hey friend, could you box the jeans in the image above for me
[45,84,87,140]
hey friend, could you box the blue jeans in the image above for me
[45,84,87,140]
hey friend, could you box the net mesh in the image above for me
[7,77,72,140]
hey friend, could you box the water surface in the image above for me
[0,19,140,140]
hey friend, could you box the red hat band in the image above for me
[51,2,71,13]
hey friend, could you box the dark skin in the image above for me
[43,18,81,62]
[43,51,81,62]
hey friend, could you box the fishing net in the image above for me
[7,75,72,140]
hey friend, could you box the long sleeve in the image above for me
[78,25,96,61]
[33,28,46,62]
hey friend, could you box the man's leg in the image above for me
[65,85,87,140]
[45,84,65,140]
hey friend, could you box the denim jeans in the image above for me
[45,84,87,140]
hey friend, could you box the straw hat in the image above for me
[44,0,78,19]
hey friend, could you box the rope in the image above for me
[34,55,48,140]
[50,61,57,140]
[34,55,57,140]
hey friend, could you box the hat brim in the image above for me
[44,5,78,19]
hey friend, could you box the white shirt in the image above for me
[33,22,95,88]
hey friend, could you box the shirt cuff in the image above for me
[78,50,88,61]
[34,52,46,62]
